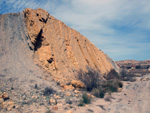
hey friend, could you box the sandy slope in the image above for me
[0,12,57,90]
[105,74,150,113]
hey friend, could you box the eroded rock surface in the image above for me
[23,8,119,83]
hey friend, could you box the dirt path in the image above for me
[72,74,150,113]
[105,74,150,113]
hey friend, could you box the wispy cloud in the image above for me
[0,0,150,61]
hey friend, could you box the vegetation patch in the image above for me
[92,88,105,98]
[43,87,56,96]
[77,68,124,99]
[78,93,91,106]
[77,68,102,91]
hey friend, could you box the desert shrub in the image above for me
[39,103,44,105]
[105,69,119,80]
[92,88,105,98]
[43,87,56,96]
[82,93,91,104]
[109,80,122,92]
[101,79,123,93]
[77,68,101,91]
[120,68,128,77]
[91,80,122,98]
[78,93,91,106]
[11,85,14,90]
[106,69,136,82]
[78,101,84,107]
[120,69,136,82]
[34,84,38,89]
[66,98,72,104]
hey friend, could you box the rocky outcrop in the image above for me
[0,92,15,111]
[0,8,119,84]
[23,8,119,83]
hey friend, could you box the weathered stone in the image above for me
[66,110,72,113]
[71,80,85,88]
[74,90,80,94]
[49,98,57,105]
[1,101,15,110]
[87,94,95,98]
[52,105,58,110]
[54,94,61,99]
[118,88,123,92]
[63,85,74,91]
[0,98,4,104]
[1,92,9,100]
[57,103,63,106]
[65,93,72,97]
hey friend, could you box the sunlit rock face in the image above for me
[0,8,119,83]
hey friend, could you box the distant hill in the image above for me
[116,60,150,75]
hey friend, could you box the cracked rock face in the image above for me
[23,8,119,83]
[0,8,119,84]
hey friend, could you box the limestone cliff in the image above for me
[23,8,119,82]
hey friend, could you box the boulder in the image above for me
[1,101,15,111]
[63,85,74,91]
[71,80,85,88]
[0,98,4,104]
[49,98,57,105]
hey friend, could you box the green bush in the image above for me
[105,79,123,92]
[78,93,91,106]
[82,93,91,104]
[92,88,105,98]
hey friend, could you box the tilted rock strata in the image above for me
[23,8,119,82]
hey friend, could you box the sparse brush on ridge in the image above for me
[77,68,124,99]
[104,79,123,92]
[92,79,123,98]
[77,68,102,92]
[105,69,136,82]
[120,68,136,82]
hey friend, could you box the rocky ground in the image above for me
[0,73,150,113]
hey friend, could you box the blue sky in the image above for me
[0,0,150,61]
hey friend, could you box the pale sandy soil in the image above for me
[1,71,150,113]
[69,74,150,113]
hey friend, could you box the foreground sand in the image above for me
[0,73,150,113]
[73,74,150,113]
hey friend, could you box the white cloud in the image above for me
[1,0,149,60]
